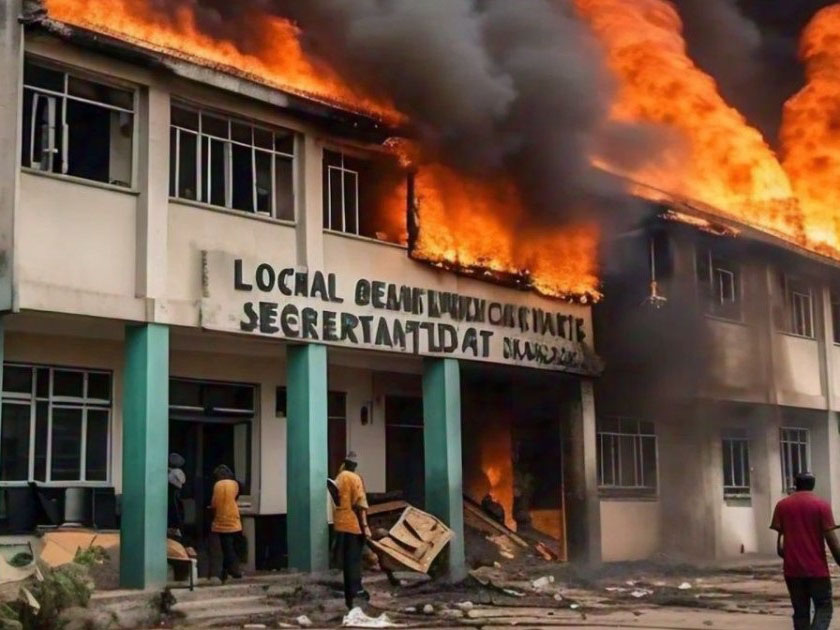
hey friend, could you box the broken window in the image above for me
[322,150,408,243]
[0,364,111,483]
[781,274,814,338]
[169,104,295,220]
[722,428,750,498]
[21,59,134,187]
[596,417,657,493]
[697,248,741,321]
[780,428,809,493]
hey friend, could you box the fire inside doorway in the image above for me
[461,365,574,561]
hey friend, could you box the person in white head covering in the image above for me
[168,453,186,539]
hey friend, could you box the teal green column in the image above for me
[286,343,329,572]
[423,358,466,581]
[121,324,169,589]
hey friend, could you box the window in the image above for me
[596,417,657,492]
[697,248,741,320]
[782,275,814,338]
[0,364,111,483]
[323,150,361,235]
[21,59,134,187]
[169,105,295,220]
[780,427,810,493]
[722,429,750,497]
[327,391,347,478]
[831,291,840,344]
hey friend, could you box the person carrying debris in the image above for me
[771,471,840,630]
[210,464,242,582]
[333,451,371,609]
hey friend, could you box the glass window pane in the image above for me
[722,441,733,487]
[36,369,49,398]
[24,61,64,91]
[329,168,343,231]
[255,150,272,214]
[170,380,202,408]
[34,401,48,481]
[87,372,111,401]
[275,130,294,154]
[344,171,358,234]
[254,127,273,149]
[172,106,199,130]
[620,418,638,434]
[639,421,655,435]
[85,409,109,482]
[204,383,253,412]
[328,392,346,418]
[66,100,111,184]
[202,114,228,138]
[598,417,619,433]
[619,435,636,486]
[1,404,31,481]
[231,144,254,212]
[108,111,133,187]
[209,138,227,207]
[275,156,294,221]
[641,436,657,488]
[50,408,82,481]
[3,366,32,395]
[68,76,133,110]
[177,130,198,200]
[53,370,84,398]
[231,121,252,144]
[600,436,615,486]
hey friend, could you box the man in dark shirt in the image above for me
[771,472,840,630]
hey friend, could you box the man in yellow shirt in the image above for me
[210,464,242,581]
[333,452,371,609]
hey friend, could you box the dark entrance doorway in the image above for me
[385,395,424,507]
[169,379,254,576]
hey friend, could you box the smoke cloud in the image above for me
[146,0,664,226]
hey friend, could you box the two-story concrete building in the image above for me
[0,2,604,588]
[594,195,840,562]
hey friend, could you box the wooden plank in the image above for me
[367,500,409,516]
[463,501,529,548]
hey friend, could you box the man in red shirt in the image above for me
[771,472,840,630]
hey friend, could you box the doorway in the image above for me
[169,379,255,575]
[385,395,424,507]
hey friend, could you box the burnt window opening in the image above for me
[322,150,408,244]
[697,248,741,321]
[596,417,657,495]
[21,59,134,187]
[831,291,840,345]
[780,273,814,338]
[780,427,809,493]
[722,428,750,498]
[169,104,295,220]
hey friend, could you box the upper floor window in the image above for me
[722,428,750,498]
[596,417,657,494]
[169,105,295,221]
[697,248,741,320]
[831,291,840,344]
[782,274,814,338]
[1,364,111,484]
[323,150,362,235]
[21,59,135,187]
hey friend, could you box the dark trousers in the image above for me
[217,532,241,580]
[336,532,364,609]
[785,577,833,630]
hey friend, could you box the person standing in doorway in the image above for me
[771,471,840,630]
[333,452,371,610]
[167,453,186,540]
[210,464,242,581]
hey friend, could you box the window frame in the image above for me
[323,150,362,236]
[0,363,112,486]
[596,416,658,496]
[782,274,815,338]
[721,428,751,498]
[697,248,742,321]
[169,102,297,221]
[21,56,138,189]
[831,290,840,345]
[780,427,810,493]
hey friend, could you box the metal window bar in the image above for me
[597,424,656,490]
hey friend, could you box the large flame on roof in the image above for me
[574,0,806,247]
[781,4,840,257]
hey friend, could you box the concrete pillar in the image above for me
[749,406,783,554]
[121,324,169,589]
[563,379,602,565]
[422,357,466,581]
[135,85,170,315]
[286,343,329,572]
[296,135,324,269]
[0,1,22,312]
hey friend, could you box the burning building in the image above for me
[2,0,840,585]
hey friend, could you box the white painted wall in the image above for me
[719,504,758,555]
[708,320,760,392]
[599,500,661,561]
[776,334,823,399]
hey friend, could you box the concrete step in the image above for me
[169,581,268,604]
[173,600,280,623]
[171,594,267,613]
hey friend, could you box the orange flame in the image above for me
[42,0,399,121]
[575,0,805,245]
[781,4,840,256]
